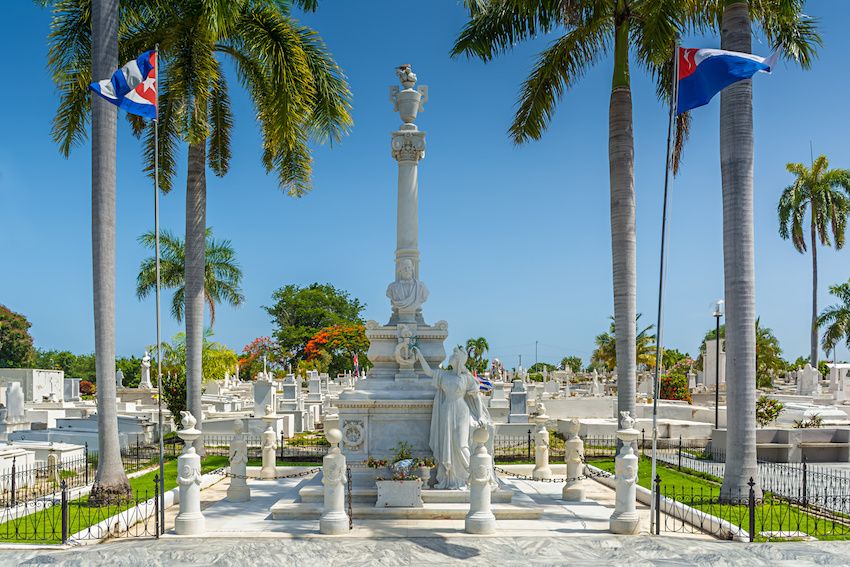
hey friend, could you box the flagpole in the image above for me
[153,44,165,535]
[649,43,679,536]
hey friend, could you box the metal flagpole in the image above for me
[649,44,679,535]
[153,44,165,534]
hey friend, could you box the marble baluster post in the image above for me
[465,427,496,534]
[532,416,552,480]
[227,420,250,502]
[320,428,349,534]
[562,418,585,501]
[609,413,641,534]
[175,413,205,535]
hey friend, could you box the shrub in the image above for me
[755,396,783,427]
[79,380,96,395]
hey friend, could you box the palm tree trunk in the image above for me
[719,0,760,499]
[609,15,637,430]
[810,217,818,366]
[89,0,130,504]
[185,142,207,454]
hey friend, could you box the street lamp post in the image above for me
[713,300,724,430]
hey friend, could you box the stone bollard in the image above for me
[465,426,496,534]
[532,414,552,480]
[562,418,585,501]
[227,420,250,502]
[609,411,641,534]
[260,405,278,479]
[175,411,205,535]
[319,428,349,535]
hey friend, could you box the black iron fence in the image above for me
[199,433,331,463]
[655,476,850,541]
[0,476,160,544]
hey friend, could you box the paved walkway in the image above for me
[7,534,850,566]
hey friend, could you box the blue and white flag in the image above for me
[677,47,778,115]
[90,50,157,119]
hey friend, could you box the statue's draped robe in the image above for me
[429,368,480,489]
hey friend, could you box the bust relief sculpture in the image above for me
[386,258,429,313]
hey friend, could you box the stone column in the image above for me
[388,64,428,324]
[465,427,496,534]
[532,415,552,480]
[260,406,278,479]
[320,428,349,534]
[562,418,585,501]
[609,411,641,534]
[175,412,205,535]
[227,420,250,502]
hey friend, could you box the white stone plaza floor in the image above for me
[4,465,850,565]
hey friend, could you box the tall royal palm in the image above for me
[453,0,686,430]
[122,0,351,448]
[778,155,850,367]
[44,0,132,503]
[712,0,819,498]
[137,228,245,328]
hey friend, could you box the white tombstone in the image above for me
[687,371,696,390]
[175,412,205,535]
[508,380,529,424]
[465,427,496,534]
[116,368,125,389]
[703,339,726,387]
[63,378,81,402]
[829,364,850,401]
[562,418,585,501]
[609,411,640,534]
[253,379,276,416]
[5,383,24,423]
[319,428,349,535]
[543,380,560,398]
[260,406,278,479]
[532,416,552,480]
[227,420,250,502]
[590,370,602,397]
[489,384,508,409]
[798,363,820,396]
[139,352,153,389]
[306,373,324,402]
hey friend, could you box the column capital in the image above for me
[391,130,426,162]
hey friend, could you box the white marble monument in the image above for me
[319,428,349,534]
[175,412,205,535]
[465,427,496,534]
[226,420,250,502]
[139,351,153,390]
[609,411,640,534]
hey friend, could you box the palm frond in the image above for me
[208,60,233,177]
[510,17,610,143]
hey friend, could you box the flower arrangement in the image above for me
[391,441,413,464]
[416,457,435,468]
[391,470,419,481]
[366,456,388,469]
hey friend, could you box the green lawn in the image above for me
[0,456,227,544]
[590,457,850,541]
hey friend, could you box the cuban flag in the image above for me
[90,50,157,119]
[677,47,778,115]
[475,372,493,393]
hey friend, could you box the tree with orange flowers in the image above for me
[304,323,369,376]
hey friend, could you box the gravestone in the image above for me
[703,339,726,386]
[508,380,529,424]
[5,383,25,423]
[281,375,299,402]
[139,351,153,389]
[253,379,276,416]
[798,364,820,396]
[306,373,324,403]
[489,384,508,409]
[543,381,560,398]
[64,378,81,402]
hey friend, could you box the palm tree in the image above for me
[139,1,350,449]
[43,0,131,504]
[818,280,850,357]
[136,228,245,328]
[754,318,783,388]
[778,155,850,367]
[465,337,490,375]
[452,0,692,430]
[713,0,819,499]
[591,314,656,371]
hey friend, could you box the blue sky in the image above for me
[2,1,849,368]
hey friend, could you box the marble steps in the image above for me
[269,496,541,521]
[298,485,514,504]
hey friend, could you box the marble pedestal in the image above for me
[336,320,448,461]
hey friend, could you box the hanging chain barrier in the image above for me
[346,465,353,531]
[492,463,613,484]
[212,467,322,481]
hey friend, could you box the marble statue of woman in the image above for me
[387,258,429,313]
[413,346,492,489]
